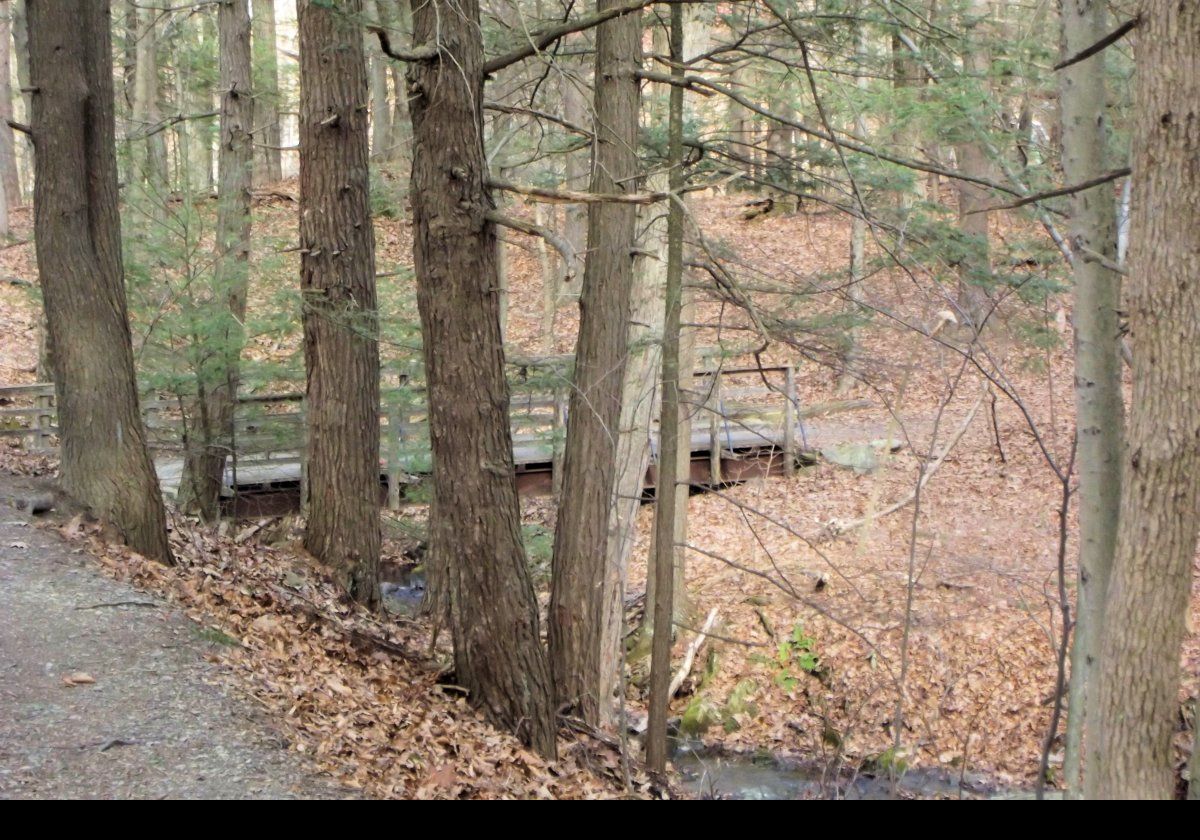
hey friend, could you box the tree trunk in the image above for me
[188,14,217,193]
[132,5,168,194]
[11,1,32,197]
[252,0,282,183]
[548,0,642,727]
[607,172,668,654]
[28,0,171,564]
[1059,0,1124,798]
[178,0,254,521]
[378,0,411,166]
[647,3,685,772]
[364,0,392,159]
[405,0,557,757]
[0,8,22,207]
[954,0,992,328]
[297,0,381,609]
[839,12,870,394]
[537,203,560,352]
[560,71,589,286]
[1089,0,1200,800]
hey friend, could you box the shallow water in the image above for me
[381,565,426,617]
[672,743,1018,800]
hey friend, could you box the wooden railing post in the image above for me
[708,370,722,484]
[34,388,53,450]
[386,399,403,511]
[783,364,796,476]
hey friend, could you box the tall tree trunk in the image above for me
[189,14,217,193]
[840,11,870,394]
[252,0,282,183]
[1059,0,1124,798]
[28,0,172,564]
[560,69,589,286]
[647,2,685,772]
[298,0,381,608]
[378,0,411,166]
[607,172,668,651]
[892,27,924,202]
[12,0,32,198]
[549,0,642,727]
[363,0,392,158]
[954,0,992,328]
[132,5,168,194]
[0,8,21,206]
[1089,0,1200,800]
[405,0,557,757]
[178,0,254,521]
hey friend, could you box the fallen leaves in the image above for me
[62,672,96,687]
[51,510,643,799]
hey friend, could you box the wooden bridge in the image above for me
[2,360,867,516]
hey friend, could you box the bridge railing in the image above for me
[0,357,807,501]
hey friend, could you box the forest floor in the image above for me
[0,476,347,799]
[0,187,1196,798]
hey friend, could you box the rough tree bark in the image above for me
[647,1,685,773]
[297,0,381,608]
[839,10,870,394]
[560,70,590,285]
[28,0,172,563]
[954,0,992,328]
[1059,0,1124,797]
[364,0,392,158]
[0,8,21,208]
[1089,0,1200,800]
[132,5,168,194]
[252,0,283,183]
[378,0,411,165]
[549,0,642,727]
[11,0,32,197]
[607,172,667,647]
[178,0,254,521]
[404,0,557,756]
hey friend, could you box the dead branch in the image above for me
[970,168,1130,215]
[487,175,678,205]
[669,607,719,698]
[1054,15,1140,71]
[485,210,578,280]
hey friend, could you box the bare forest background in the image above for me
[0,0,1197,799]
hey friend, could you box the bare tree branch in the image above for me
[487,174,702,205]
[484,210,578,280]
[369,26,438,63]
[1054,15,1140,71]
[969,167,1130,214]
[482,0,725,76]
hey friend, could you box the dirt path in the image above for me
[0,487,346,799]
